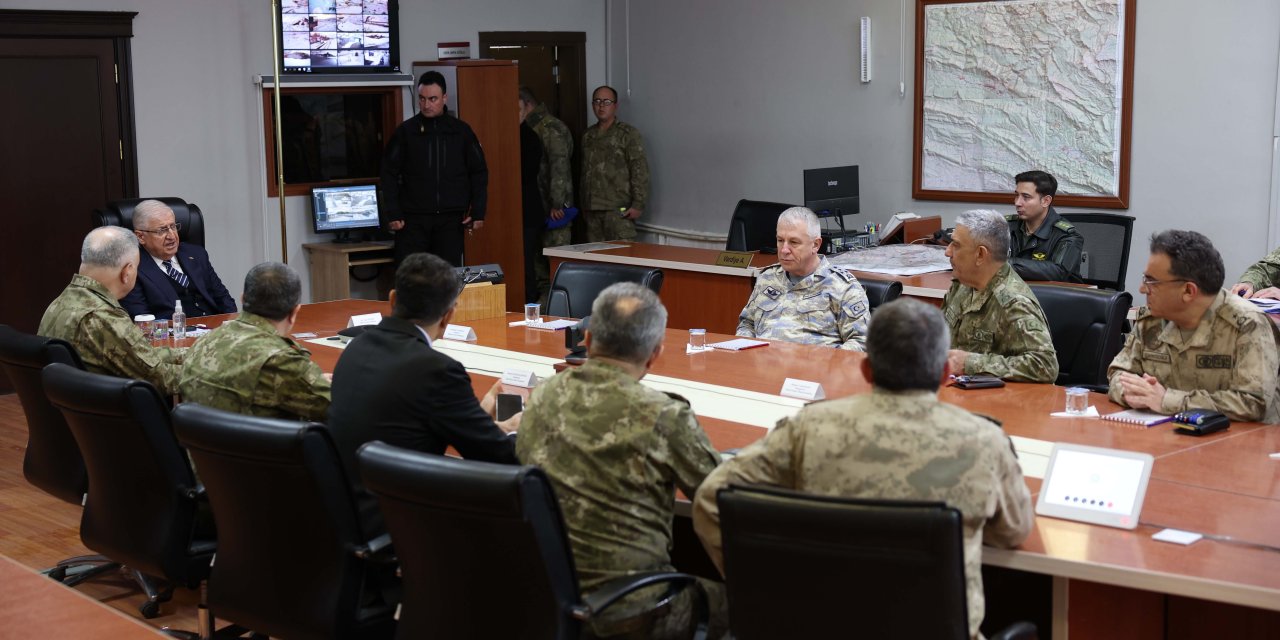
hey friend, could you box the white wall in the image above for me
[607,0,1280,296]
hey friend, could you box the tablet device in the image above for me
[1034,443,1154,530]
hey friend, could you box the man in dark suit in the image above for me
[121,199,237,320]
[327,252,521,533]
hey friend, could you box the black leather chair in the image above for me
[860,277,904,312]
[726,199,794,252]
[357,441,705,640]
[1060,212,1135,291]
[546,262,664,319]
[172,404,398,640]
[1030,284,1132,387]
[93,197,206,247]
[41,364,215,619]
[716,485,1036,640]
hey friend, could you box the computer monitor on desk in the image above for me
[312,184,382,243]
[803,165,859,219]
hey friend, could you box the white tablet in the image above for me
[1035,443,1155,530]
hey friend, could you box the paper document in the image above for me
[557,242,628,253]
[1248,297,1280,314]
[708,338,769,351]
[828,244,951,276]
[525,319,577,330]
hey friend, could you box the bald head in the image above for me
[79,226,140,300]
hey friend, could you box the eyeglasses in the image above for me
[591,98,616,106]
[1140,275,1187,288]
[137,223,182,236]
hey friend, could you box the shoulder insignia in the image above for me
[1054,219,1075,232]
[828,265,855,283]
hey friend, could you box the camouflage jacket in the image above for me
[692,389,1033,640]
[580,120,649,212]
[1237,245,1280,291]
[1006,207,1083,282]
[1107,290,1280,422]
[526,104,574,210]
[944,263,1059,382]
[736,258,870,351]
[179,312,330,421]
[38,273,184,395]
[515,359,720,610]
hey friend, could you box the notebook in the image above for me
[707,338,769,351]
[1102,409,1174,427]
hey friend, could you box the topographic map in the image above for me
[919,0,1127,198]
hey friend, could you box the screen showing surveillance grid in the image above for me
[281,0,391,71]
[313,185,380,232]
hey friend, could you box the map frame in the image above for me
[911,0,1136,209]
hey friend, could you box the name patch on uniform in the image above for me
[764,286,782,300]
[1196,354,1234,369]
[1142,349,1171,364]
[714,251,755,268]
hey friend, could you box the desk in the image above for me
[302,241,395,302]
[0,554,168,638]
[208,301,1280,636]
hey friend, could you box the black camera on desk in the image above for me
[565,316,589,365]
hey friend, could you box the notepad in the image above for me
[707,338,769,351]
[1102,409,1174,427]
[525,319,577,330]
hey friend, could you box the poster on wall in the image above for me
[912,0,1136,208]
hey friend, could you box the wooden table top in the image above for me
[0,554,169,638]
[194,300,1280,610]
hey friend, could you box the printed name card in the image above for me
[347,312,382,328]
[442,324,477,341]
[714,250,755,268]
[501,368,538,389]
[780,378,825,401]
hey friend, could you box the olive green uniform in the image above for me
[526,104,575,300]
[943,263,1059,382]
[581,120,649,242]
[1236,245,1280,292]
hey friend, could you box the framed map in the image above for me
[912,0,1136,208]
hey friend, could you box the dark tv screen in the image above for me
[280,0,400,74]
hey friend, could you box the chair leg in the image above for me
[45,554,122,587]
[129,569,174,619]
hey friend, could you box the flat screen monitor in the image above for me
[312,184,381,242]
[280,0,400,75]
[803,165,859,218]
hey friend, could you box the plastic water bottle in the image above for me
[171,300,187,341]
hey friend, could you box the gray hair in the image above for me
[242,262,301,321]
[133,199,174,231]
[589,282,668,364]
[865,298,951,392]
[955,209,1009,261]
[81,226,140,268]
[777,206,821,241]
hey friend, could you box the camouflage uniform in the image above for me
[581,120,649,242]
[692,389,1033,640]
[179,312,330,421]
[527,104,575,299]
[516,359,726,639]
[1236,245,1280,291]
[38,273,184,396]
[736,258,870,351]
[943,263,1059,382]
[1006,206,1083,282]
[1107,290,1280,422]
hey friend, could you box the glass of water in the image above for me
[689,328,707,351]
[524,303,541,324]
[1065,387,1089,415]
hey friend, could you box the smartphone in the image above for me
[496,393,524,421]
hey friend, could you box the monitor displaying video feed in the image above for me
[312,184,381,242]
[280,0,399,74]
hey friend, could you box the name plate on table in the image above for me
[501,368,538,389]
[442,324,477,341]
[780,378,825,401]
[347,312,382,328]
[714,251,755,268]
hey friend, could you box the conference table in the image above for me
[0,554,168,638]
[193,300,1280,637]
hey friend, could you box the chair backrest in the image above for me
[860,278,904,312]
[41,364,212,586]
[358,442,580,640]
[92,197,206,247]
[1059,212,1134,291]
[0,325,88,505]
[718,486,969,640]
[726,199,793,252]
[546,262,664,319]
[172,404,396,640]
[1030,284,1133,387]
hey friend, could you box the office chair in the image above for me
[859,277,904,312]
[0,325,127,587]
[93,197,206,247]
[41,364,215,620]
[1059,212,1135,291]
[357,441,706,640]
[172,404,398,640]
[726,199,794,252]
[546,262,664,319]
[716,486,1036,640]
[1030,284,1132,388]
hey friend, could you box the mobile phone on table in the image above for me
[496,393,524,421]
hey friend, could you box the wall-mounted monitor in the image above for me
[312,184,381,242]
[280,0,400,74]
[803,165,859,218]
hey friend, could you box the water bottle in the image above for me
[171,300,187,341]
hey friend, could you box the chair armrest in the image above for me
[181,484,207,501]
[990,621,1037,640]
[577,571,699,620]
[353,533,396,563]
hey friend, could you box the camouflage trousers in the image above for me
[535,225,573,305]
[586,209,638,243]
[585,577,727,640]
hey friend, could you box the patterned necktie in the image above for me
[162,260,189,288]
